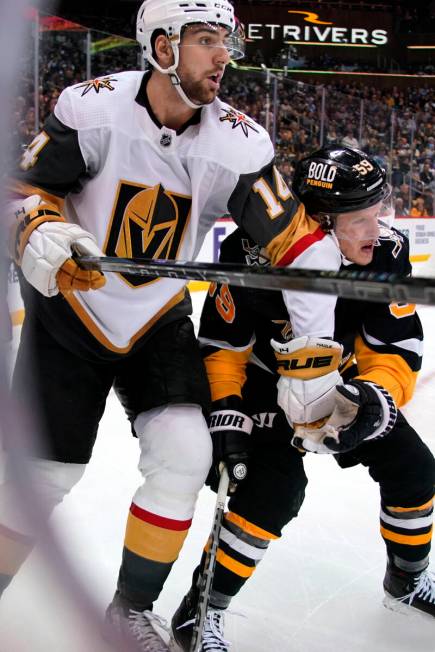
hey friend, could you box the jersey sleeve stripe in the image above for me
[6,178,65,211]
[204,348,252,401]
[354,334,418,407]
[276,224,326,267]
[362,325,423,358]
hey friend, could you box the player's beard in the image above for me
[178,71,218,106]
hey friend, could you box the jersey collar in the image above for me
[135,72,202,136]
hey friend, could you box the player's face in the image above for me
[177,24,231,105]
[334,201,383,265]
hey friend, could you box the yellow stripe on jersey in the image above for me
[204,348,252,401]
[124,511,188,563]
[265,207,321,266]
[387,498,434,514]
[380,525,433,546]
[225,511,279,541]
[64,288,187,354]
[6,178,65,211]
[354,334,418,407]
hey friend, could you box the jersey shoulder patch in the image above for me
[218,103,261,137]
[74,75,119,97]
[220,228,269,267]
[55,71,143,131]
[199,99,273,174]
[374,226,409,271]
[214,99,266,139]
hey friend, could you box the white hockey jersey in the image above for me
[10,71,340,356]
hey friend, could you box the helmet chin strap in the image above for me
[169,71,207,110]
[147,43,208,111]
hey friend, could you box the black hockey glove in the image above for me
[206,396,253,493]
[292,380,397,454]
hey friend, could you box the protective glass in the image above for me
[334,201,391,242]
[377,186,395,228]
[180,21,245,60]
[333,189,393,242]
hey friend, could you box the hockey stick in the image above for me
[77,255,435,305]
[189,466,230,652]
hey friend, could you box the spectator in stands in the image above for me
[398,155,411,181]
[410,197,430,217]
[420,159,435,187]
[395,183,411,211]
[326,125,338,144]
[13,22,435,217]
[279,161,293,186]
[394,197,408,216]
[341,128,359,150]
[425,191,434,217]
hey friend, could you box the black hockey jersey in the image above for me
[199,226,423,408]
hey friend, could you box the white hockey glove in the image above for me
[10,194,105,297]
[271,335,343,430]
[292,379,397,454]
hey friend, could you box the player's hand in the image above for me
[292,379,397,454]
[10,194,105,297]
[271,336,343,427]
[206,396,253,493]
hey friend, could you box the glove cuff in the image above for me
[212,395,243,411]
[363,381,397,441]
[209,410,253,435]
[11,201,65,265]
[271,336,343,379]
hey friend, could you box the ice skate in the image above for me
[171,589,231,651]
[105,594,171,651]
[383,560,435,619]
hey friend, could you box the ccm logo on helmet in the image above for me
[306,162,337,190]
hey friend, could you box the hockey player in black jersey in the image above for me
[172,146,435,651]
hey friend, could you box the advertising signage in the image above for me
[236,5,392,50]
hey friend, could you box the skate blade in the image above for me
[383,593,434,622]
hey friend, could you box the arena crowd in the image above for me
[12,24,435,217]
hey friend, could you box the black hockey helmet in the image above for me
[292,145,389,218]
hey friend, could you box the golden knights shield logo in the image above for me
[105,180,192,287]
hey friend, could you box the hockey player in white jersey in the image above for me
[1,2,344,651]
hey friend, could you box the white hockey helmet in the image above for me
[136,0,243,108]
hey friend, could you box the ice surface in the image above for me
[0,298,434,651]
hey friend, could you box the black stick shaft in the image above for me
[77,256,435,306]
